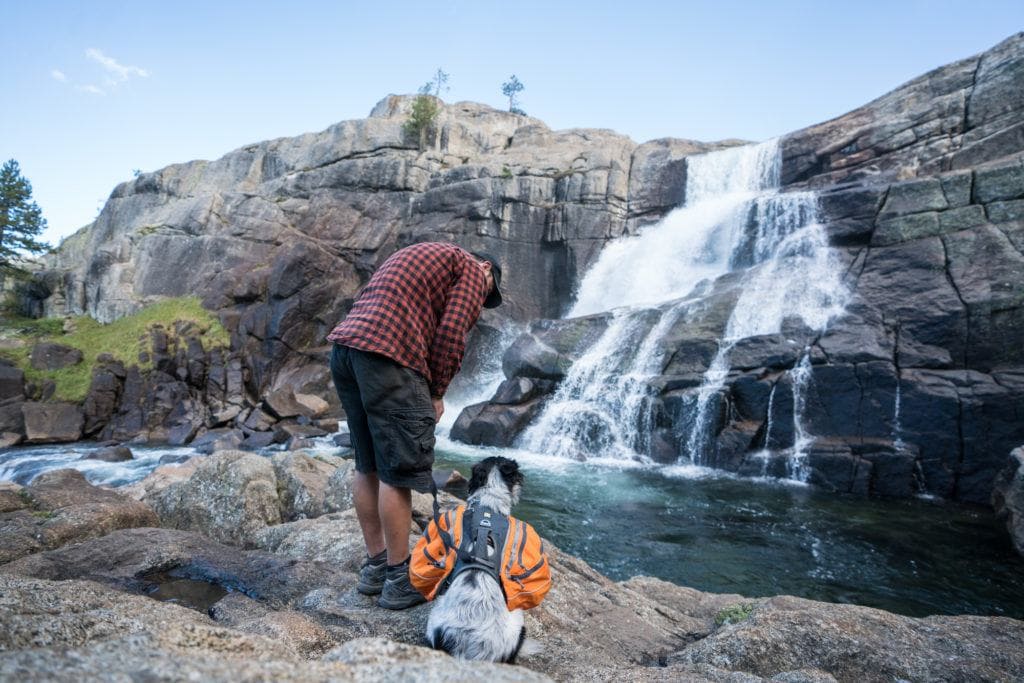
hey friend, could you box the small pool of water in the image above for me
[435,438,1024,619]
[141,570,228,612]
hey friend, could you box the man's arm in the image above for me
[426,256,487,400]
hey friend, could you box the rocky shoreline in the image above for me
[2,449,1023,681]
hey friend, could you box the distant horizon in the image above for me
[3,2,1022,245]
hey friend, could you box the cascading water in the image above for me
[519,138,849,478]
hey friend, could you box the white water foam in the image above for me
[517,138,849,481]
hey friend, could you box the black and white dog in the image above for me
[426,456,532,663]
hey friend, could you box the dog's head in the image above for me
[467,456,523,510]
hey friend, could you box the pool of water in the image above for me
[4,436,1023,619]
[434,437,1024,619]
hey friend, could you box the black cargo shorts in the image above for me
[329,344,436,492]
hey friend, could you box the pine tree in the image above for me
[502,75,525,115]
[0,159,49,278]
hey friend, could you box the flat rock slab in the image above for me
[22,402,84,443]
[670,594,1024,681]
[0,469,157,564]
[0,575,545,681]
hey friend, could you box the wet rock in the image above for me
[29,341,83,370]
[0,469,157,564]
[992,446,1024,556]
[143,450,282,547]
[21,402,84,443]
[491,376,556,405]
[450,398,543,447]
[82,445,134,462]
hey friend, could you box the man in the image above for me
[327,242,503,609]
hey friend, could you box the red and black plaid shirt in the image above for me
[327,242,488,398]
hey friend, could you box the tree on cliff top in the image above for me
[0,159,50,278]
[502,75,525,116]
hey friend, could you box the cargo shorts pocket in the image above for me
[384,408,436,474]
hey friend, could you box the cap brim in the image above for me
[483,286,503,308]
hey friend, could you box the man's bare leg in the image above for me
[378,481,412,565]
[354,471,386,556]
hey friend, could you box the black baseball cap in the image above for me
[470,251,503,308]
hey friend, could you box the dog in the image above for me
[425,456,533,663]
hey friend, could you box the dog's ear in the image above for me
[467,459,492,495]
[498,458,523,488]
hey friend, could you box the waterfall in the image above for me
[516,139,849,474]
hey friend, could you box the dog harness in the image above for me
[410,488,552,611]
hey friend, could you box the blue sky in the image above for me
[3,1,1022,245]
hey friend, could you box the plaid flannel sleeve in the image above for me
[426,257,487,398]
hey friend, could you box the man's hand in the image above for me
[432,397,444,422]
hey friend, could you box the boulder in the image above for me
[294,392,330,418]
[21,402,84,443]
[240,430,277,451]
[143,450,282,547]
[29,341,83,370]
[82,445,134,462]
[263,387,307,420]
[81,360,124,436]
[993,446,1024,556]
[0,364,24,401]
[450,399,543,447]
[192,427,245,454]
[270,451,349,521]
[0,482,26,513]
[0,431,22,448]
[0,469,157,564]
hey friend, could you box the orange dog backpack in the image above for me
[410,500,552,611]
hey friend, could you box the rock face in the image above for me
[993,446,1024,555]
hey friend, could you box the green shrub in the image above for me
[714,602,754,627]
[403,95,439,150]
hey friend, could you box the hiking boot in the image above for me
[356,550,387,596]
[378,561,426,610]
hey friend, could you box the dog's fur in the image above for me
[426,456,529,663]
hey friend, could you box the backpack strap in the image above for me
[430,478,456,551]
